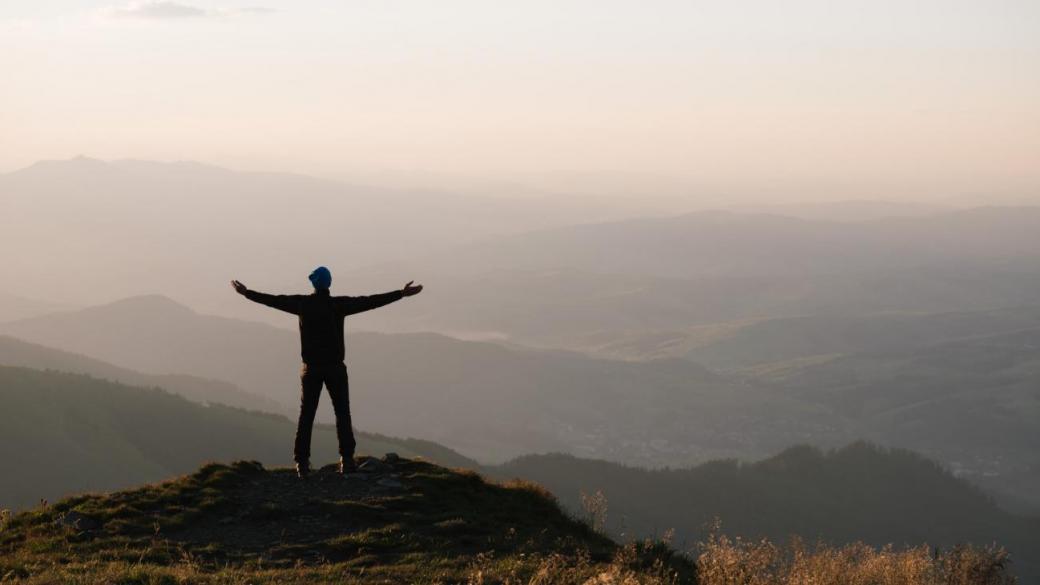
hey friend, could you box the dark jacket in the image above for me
[243,288,403,364]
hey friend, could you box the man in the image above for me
[231,267,423,477]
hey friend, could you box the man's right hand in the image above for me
[231,280,249,295]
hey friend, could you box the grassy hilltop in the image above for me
[0,458,689,584]
[0,458,1019,585]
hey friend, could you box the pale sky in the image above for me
[2,1,1038,200]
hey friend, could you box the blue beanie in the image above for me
[309,266,332,289]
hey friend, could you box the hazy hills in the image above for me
[728,199,953,222]
[1,295,301,411]
[363,264,1040,354]
[0,157,688,314]
[583,306,1040,368]
[7,157,1040,340]
[5,156,1040,540]
[758,327,1040,512]
[0,366,477,511]
[3,294,1038,510]
[8,157,1040,363]
[340,332,832,464]
[338,207,1040,351]
[0,334,286,413]
[430,206,1040,280]
[0,295,834,464]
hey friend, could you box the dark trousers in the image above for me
[294,361,356,464]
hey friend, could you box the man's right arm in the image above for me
[232,280,301,315]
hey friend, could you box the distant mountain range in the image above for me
[322,205,1040,358]
[727,199,953,221]
[0,334,286,414]
[1,295,302,412]
[582,306,1040,368]
[2,295,1038,513]
[0,295,833,465]
[0,157,691,313]
[337,206,1040,293]
[3,157,1039,520]
[6,158,1040,336]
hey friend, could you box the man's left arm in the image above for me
[336,281,422,316]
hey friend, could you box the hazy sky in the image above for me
[2,1,1038,200]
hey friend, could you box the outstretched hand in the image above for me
[402,280,423,297]
[231,280,248,295]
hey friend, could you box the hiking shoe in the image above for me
[338,456,357,475]
[295,462,311,478]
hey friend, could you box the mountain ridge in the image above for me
[0,334,286,413]
[491,443,1040,580]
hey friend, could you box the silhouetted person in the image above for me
[231,267,423,477]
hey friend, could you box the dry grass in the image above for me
[0,529,1016,584]
[463,540,684,585]
[458,533,1017,585]
[695,532,1015,585]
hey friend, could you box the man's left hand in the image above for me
[402,280,423,297]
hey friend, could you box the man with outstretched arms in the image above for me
[232,267,423,478]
